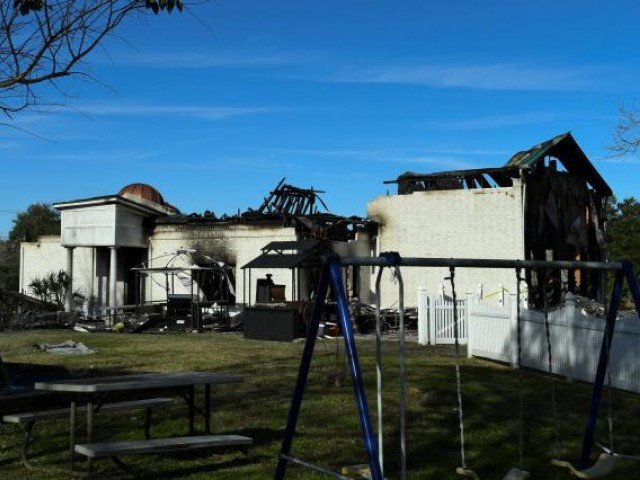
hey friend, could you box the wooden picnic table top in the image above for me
[34,371,243,394]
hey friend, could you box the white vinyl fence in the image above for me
[466,293,640,394]
[417,288,467,345]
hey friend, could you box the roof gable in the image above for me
[506,132,612,196]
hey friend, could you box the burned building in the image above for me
[149,179,375,307]
[19,179,374,319]
[369,132,611,308]
[19,132,612,317]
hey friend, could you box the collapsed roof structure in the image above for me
[156,177,375,242]
[387,132,611,197]
[380,132,611,305]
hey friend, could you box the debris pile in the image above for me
[35,340,96,355]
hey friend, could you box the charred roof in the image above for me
[385,166,523,194]
[386,133,612,197]
[506,132,611,195]
[154,178,376,242]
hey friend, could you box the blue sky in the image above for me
[1,0,640,236]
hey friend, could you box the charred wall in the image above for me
[147,222,298,304]
[523,168,607,304]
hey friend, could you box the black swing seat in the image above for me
[551,454,617,479]
[456,466,530,480]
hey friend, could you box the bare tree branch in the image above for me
[611,104,640,155]
[0,0,185,117]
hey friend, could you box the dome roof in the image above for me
[118,183,165,205]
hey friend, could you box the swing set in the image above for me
[274,253,640,480]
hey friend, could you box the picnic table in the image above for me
[35,371,244,471]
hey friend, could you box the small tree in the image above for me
[28,277,48,302]
[606,197,640,306]
[8,203,60,243]
[28,269,83,310]
[607,198,640,264]
[0,203,60,291]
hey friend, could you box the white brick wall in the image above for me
[148,223,298,304]
[367,182,525,308]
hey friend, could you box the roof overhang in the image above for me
[54,194,170,216]
[242,252,316,269]
[243,239,322,269]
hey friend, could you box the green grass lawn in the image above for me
[0,330,639,479]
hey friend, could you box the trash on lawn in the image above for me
[36,340,97,355]
[72,319,108,333]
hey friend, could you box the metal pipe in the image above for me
[332,256,625,271]
[188,386,195,434]
[204,384,211,434]
[328,257,383,480]
[579,269,624,469]
[395,265,407,480]
[275,267,331,480]
[69,398,77,471]
[579,262,640,468]
[374,267,384,475]
[86,399,94,471]
[280,454,352,480]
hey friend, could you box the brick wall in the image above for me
[149,223,298,304]
[367,181,525,308]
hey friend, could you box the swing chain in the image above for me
[602,272,614,454]
[449,266,468,470]
[516,267,525,471]
[541,270,561,457]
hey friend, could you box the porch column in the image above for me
[109,246,118,320]
[65,247,75,312]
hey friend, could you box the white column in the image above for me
[65,247,74,312]
[109,246,118,320]
[417,287,428,345]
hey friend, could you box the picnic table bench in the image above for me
[3,397,174,468]
[34,371,250,473]
[75,434,252,459]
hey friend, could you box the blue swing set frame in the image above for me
[274,254,640,480]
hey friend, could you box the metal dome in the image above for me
[118,183,165,205]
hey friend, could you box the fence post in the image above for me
[417,287,429,345]
[428,295,436,345]
[564,293,577,382]
[466,293,474,358]
[508,293,518,368]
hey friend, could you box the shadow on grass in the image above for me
[140,453,263,480]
